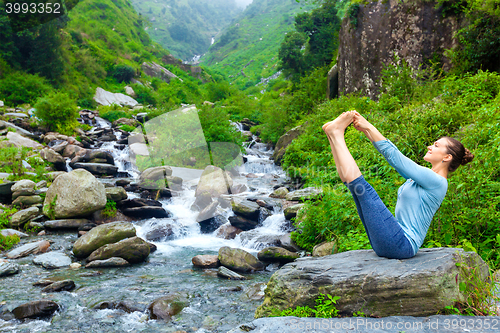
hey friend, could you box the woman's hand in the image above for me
[352,111,372,132]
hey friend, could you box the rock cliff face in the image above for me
[337,0,463,99]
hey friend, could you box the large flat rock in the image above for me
[255,248,490,318]
[228,316,500,333]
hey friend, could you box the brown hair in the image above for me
[443,137,474,172]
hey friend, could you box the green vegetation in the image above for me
[272,294,341,318]
[102,199,117,218]
[34,91,79,135]
[0,234,20,251]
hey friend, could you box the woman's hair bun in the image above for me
[461,148,474,165]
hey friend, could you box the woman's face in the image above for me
[424,138,452,165]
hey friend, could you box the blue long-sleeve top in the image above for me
[373,140,448,255]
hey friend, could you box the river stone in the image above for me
[195,165,233,198]
[105,187,127,202]
[85,257,130,268]
[245,283,267,301]
[269,187,289,199]
[254,248,490,318]
[94,87,138,107]
[145,224,175,241]
[43,169,107,219]
[33,252,72,269]
[6,132,43,149]
[0,181,15,197]
[231,198,260,220]
[46,171,66,181]
[148,294,189,320]
[218,246,265,273]
[12,195,43,207]
[192,254,220,268]
[73,221,136,258]
[217,266,246,280]
[228,215,259,231]
[216,224,243,240]
[1,229,28,238]
[49,140,68,153]
[196,201,218,223]
[312,241,337,257]
[191,190,212,211]
[62,144,85,158]
[271,123,306,165]
[11,179,36,194]
[9,206,40,228]
[12,300,59,319]
[72,162,118,176]
[41,280,75,292]
[138,166,173,189]
[6,240,50,259]
[122,206,172,219]
[199,215,226,234]
[278,233,302,252]
[257,247,299,264]
[87,236,150,264]
[40,148,66,171]
[284,203,304,220]
[0,262,19,277]
[44,219,90,229]
[285,187,323,201]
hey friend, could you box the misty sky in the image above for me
[235,0,253,8]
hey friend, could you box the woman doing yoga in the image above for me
[322,111,474,259]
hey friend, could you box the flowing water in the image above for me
[0,118,292,332]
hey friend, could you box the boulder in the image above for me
[228,215,259,231]
[283,203,304,220]
[12,300,59,319]
[239,231,282,248]
[9,206,40,228]
[44,219,90,230]
[105,187,127,201]
[40,148,66,171]
[6,240,50,259]
[11,179,36,194]
[269,187,289,199]
[1,229,28,238]
[72,221,136,258]
[112,117,139,127]
[144,224,175,241]
[231,198,260,220]
[33,252,72,269]
[6,132,43,149]
[46,171,66,181]
[271,124,306,165]
[62,145,85,159]
[138,166,173,189]
[196,201,218,223]
[199,215,226,234]
[191,190,212,211]
[72,162,118,176]
[93,87,138,107]
[278,233,302,252]
[257,246,300,264]
[124,86,136,97]
[254,248,490,318]
[148,294,188,320]
[141,61,179,83]
[312,241,337,257]
[85,257,130,268]
[216,224,243,240]
[87,236,150,264]
[41,280,75,292]
[48,140,68,153]
[43,169,107,219]
[12,195,43,207]
[217,266,246,280]
[0,262,19,277]
[195,165,233,198]
[121,206,172,219]
[285,187,323,201]
[218,246,265,273]
[192,254,220,268]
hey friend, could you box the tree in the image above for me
[278,31,307,79]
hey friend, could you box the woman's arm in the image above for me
[352,111,385,142]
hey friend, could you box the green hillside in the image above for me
[129,0,242,61]
[201,0,316,90]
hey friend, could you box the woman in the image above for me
[322,111,474,259]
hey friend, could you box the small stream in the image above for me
[0,115,293,332]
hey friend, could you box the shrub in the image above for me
[34,92,79,135]
[109,64,135,83]
[0,72,53,106]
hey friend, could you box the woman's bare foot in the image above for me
[323,111,355,138]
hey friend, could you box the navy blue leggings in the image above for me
[345,175,415,259]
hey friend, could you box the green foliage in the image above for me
[34,91,79,135]
[0,146,29,177]
[109,64,135,83]
[0,234,20,251]
[274,294,341,318]
[0,72,53,106]
[119,124,136,132]
[0,207,18,229]
[102,199,117,218]
[46,194,57,220]
[98,104,133,123]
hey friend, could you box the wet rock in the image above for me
[44,219,91,230]
[278,233,302,252]
[6,132,43,149]
[122,206,172,219]
[6,240,50,259]
[12,195,43,207]
[0,262,19,277]
[148,294,189,320]
[218,286,243,292]
[40,148,66,171]
[33,278,59,287]
[312,241,337,257]
[105,187,127,202]
[70,263,81,269]
[283,203,304,220]
[231,198,260,220]
[11,179,36,197]
[87,236,150,264]
[218,246,265,273]
[285,187,323,202]
[230,184,248,194]
[85,257,130,268]
[48,140,68,153]
[117,198,162,209]
[43,169,107,219]
[217,266,246,280]
[248,196,281,211]
[269,187,289,199]
[72,162,118,176]
[73,221,136,258]
[216,224,243,240]
[254,248,490,318]
[12,300,59,319]
[199,215,227,234]
[0,229,28,238]
[138,166,173,189]
[62,144,85,159]
[195,165,233,198]
[148,242,157,253]
[33,252,72,269]
[245,283,266,300]
[191,190,212,211]
[115,179,131,187]
[257,246,300,264]
[228,215,259,231]
[192,255,220,268]
[145,224,174,241]
[41,280,75,292]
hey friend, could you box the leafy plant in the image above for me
[34,92,79,135]
[0,234,20,251]
[0,207,18,228]
[274,293,341,318]
[101,199,117,218]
